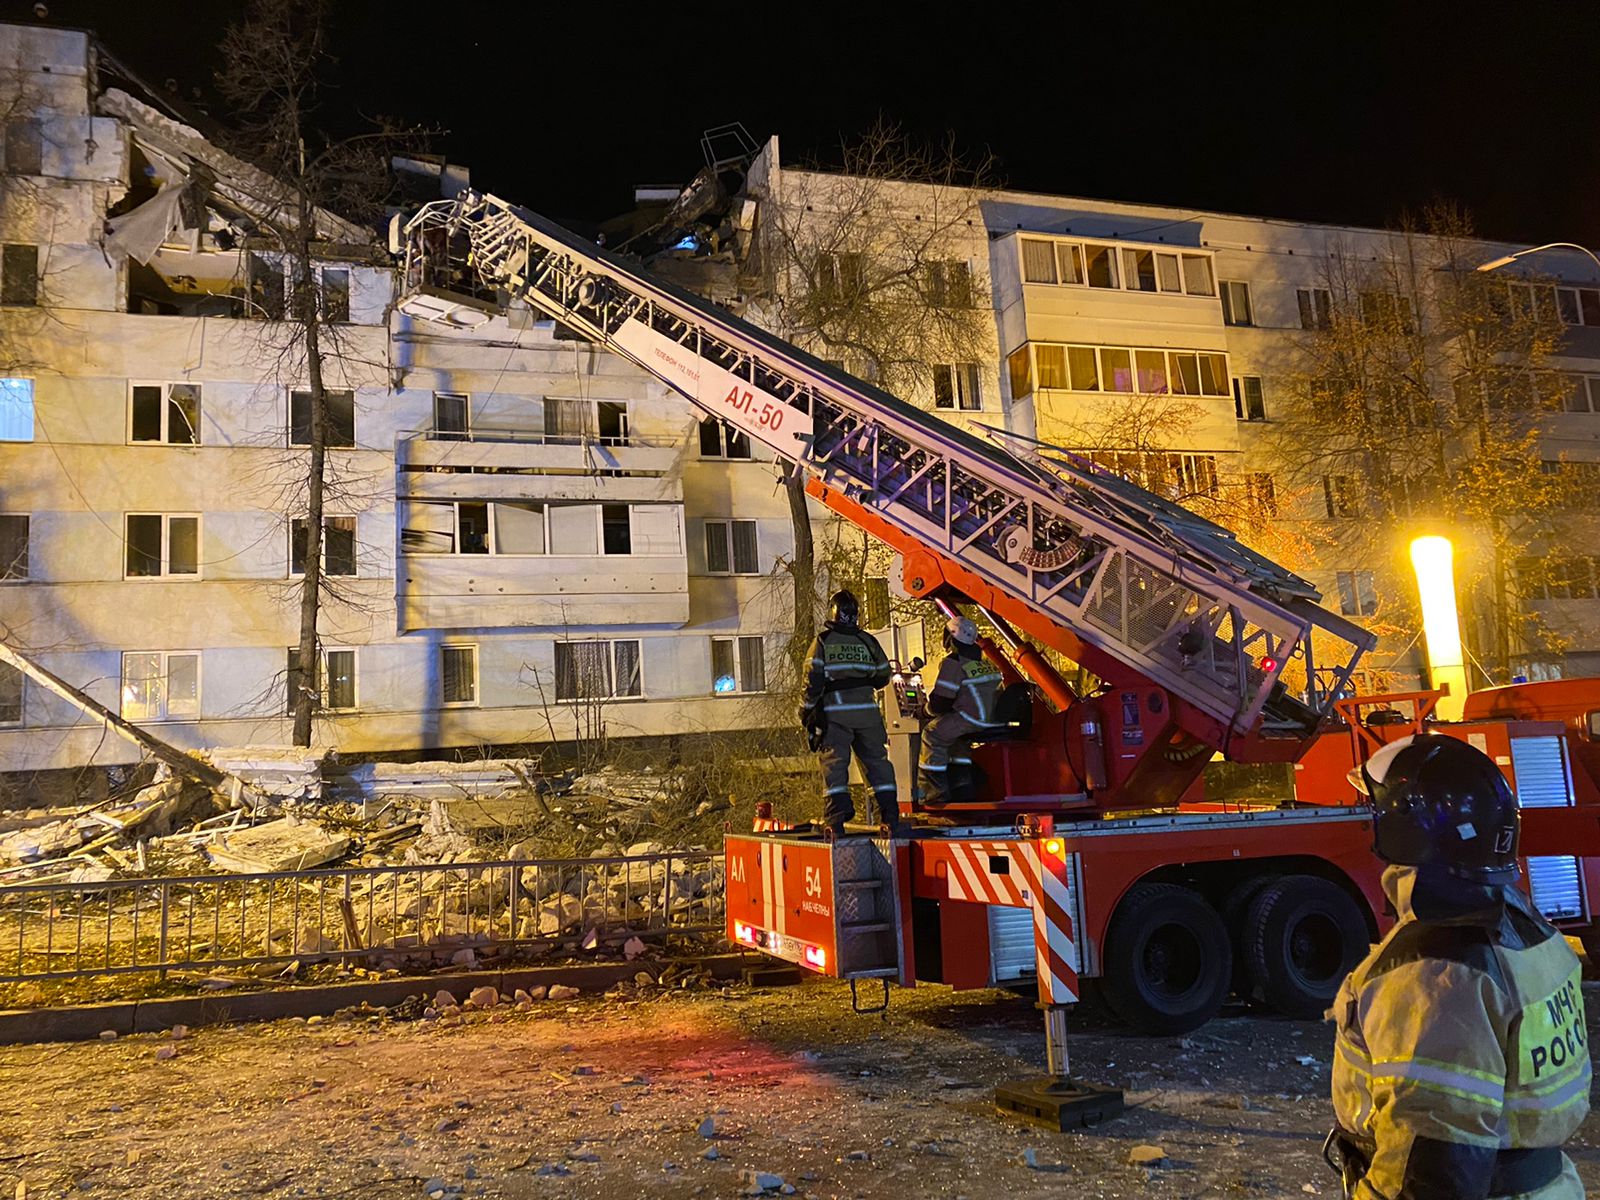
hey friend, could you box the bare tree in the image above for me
[745,121,999,667]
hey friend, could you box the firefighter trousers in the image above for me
[818,713,897,829]
[919,711,993,804]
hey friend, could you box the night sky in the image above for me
[10,0,1600,246]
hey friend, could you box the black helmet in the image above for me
[1356,733,1520,881]
[830,590,859,628]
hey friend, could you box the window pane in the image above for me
[957,363,981,410]
[167,384,200,444]
[738,636,766,693]
[1156,253,1182,292]
[1067,346,1099,391]
[704,522,731,573]
[290,518,309,574]
[442,646,476,703]
[320,269,350,322]
[711,638,736,693]
[601,503,632,555]
[0,661,21,723]
[167,517,198,575]
[544,398,591,442]
[1169,353,1199,395]
[130,386,163,442]
[0,514,26,580]
[1057,243,1083,285]
[933,366,954,409]
[1007,346,1032,399]
[1125,249,1157,292]
[1035,345,1068,390]
[248,253,285,319]
[121,652,163,720]
[324,517,356,576]
[548,503,599,554]
[289,390,312,445]
[1222,281,1252,326]
[166,654,199,716]
[731,520,758,574]
[1135,350,1167,394]
[699,416,722,456]
[613,640,642,697]
[0,378,31,442]
[400,501,454,553]
[1,244,38,305]
[1199,354,1229,396]
[1100,348,1133,392]
[597,401,628,444]
[725,427,750,459]
[327,391,355,447]
[493,501,546,554]
[1582,290,1600,326]
[556,641,607,700]
[1084,245,1117,288]
[1020,239,1057,284]
[457,502,490,554]
[435,392,469,438]
[126,514,163,576]
[325,650,355,709]
[1181,254,1214,296]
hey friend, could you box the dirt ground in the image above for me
[2,978,1598,1199]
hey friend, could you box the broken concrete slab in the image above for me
[207,818,349,873]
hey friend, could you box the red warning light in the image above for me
[803,945,827,969]
[1260,656,1279,673]
[1043,837,1065,857]
[733,922,756,944]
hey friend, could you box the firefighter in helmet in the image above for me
[799,590,898,838]
[918,615,1003,804]
[1326,733,1589,1199]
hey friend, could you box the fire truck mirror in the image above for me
[1587,711,1600,740]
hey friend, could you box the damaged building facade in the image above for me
[0,24,796,776]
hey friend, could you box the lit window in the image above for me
[121,651,200,721]
[711,636,766,694]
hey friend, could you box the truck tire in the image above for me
[1245,875,1370,1018]
[1220,874,1278,1001]
[1100,882,1232,1035]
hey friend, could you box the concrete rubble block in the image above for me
[547,984,580,1002]
[468,985,498,1009]
[738,1171,785,1195]
[536,894,584,935]
[622,936,647,960]
[1127,1144,1168,1166]
[207,818,349,873]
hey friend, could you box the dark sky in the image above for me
[13,0,1600,246]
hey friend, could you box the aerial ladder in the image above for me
[393,193,1599,1129]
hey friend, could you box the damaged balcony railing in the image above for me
[0,850,724,984]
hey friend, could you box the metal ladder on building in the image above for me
[395,194,1373,743]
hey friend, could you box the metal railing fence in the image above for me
[0,850,724,984]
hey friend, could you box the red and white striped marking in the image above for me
[752,817,797,832]
[943,840,1079,1004]
[760,843,787,933]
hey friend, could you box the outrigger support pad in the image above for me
[994,1003,1125,1130]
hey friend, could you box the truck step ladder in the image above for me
[832,838,903,982]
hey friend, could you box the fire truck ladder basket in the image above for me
[395,194,1374,741]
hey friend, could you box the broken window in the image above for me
[441,644,478,705]
[932,363,981,410]
[434,392,469,440]
[248,253,286,319]
[456,503,489,555]
[1084,245,1118,289]
[710,636,766,695]
[3,119,42,175]
[699,417,751,459]
[596,401,629,445]
[130,383,200,444]
[1298,287,1333,330]
[0,660,21,724]
[121,651,199,721]
[601,504,632,555]
[1,244,38,305]
[0,515,27,580]
[399,502,455,553]
[289,389,356,447]
[1323,476,1362,519]
[125,513,199,578]
[320,268,350,323]
[290,516,357,576]
[556,639,642,701]
[0,378,31,441]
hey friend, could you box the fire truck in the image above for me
[395,193,1600,1128]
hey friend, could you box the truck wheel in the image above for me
[1220,874,1278,1001]
[1245,875,1369,1018]
[1100,882,1231,1035]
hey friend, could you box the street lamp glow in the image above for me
[1476,242,1600,273]
[1410,536,1467,720]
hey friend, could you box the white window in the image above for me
[1297,287,1332,330]
[932,363,981,411]
[1336,571,1378,618]
[129,383,201,445]
[1220,280,1253,327]
[699,416,751,459]
[401,501,679,557]
[121,651,200,721]
[441,644,478,706]
[434,392,469,439]
[1181,254,1214,296]
[290,516,357,576]
[1020,238,1057,284]
[0,514,26,580]
[285,646,357,713]
[319,268,350,323]
[556,639,642,701]
[289,388,356,448]
[124,514,199,578]
[1233,376,1266,421]
[0,659,21,724]
[711,636,767,694]
[0,378,31,441]
[705,519,759,575]
[2,244,38,306]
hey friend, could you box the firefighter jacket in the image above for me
[926,642,1003,725]
[1331,864,1589,1200]
[801,622,891,728]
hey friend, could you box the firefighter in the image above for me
[800,590,897,838]
[1326,733,1589,1200]
[918,615,1003,804]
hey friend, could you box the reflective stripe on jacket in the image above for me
[1331,866,1589,1200]
[802,623,890,719]
[927,646,1003,725]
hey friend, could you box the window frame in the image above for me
[1335,570,1379,618]
[0,377,32,442]
[554,638,645,703]
[0,658,22,726]
[1297,287,1333,331]
[1322,476,1361,519]
[3,118,43,176]
[284,645,359,713]
[1016,235,1216,297]
[0,513,28,582]
[123,512,201,579]
[127,381,202,445]
[439,643,480,707]
[1013,342,1231,399]
[289,515,358,578]
[1220,280,1254,327]
[1232,375,1267,421]
[1,243,39,307]
[932,362,983,411]
[710,634,767,695]
[704,519,761,576]
[288,387,357,448]
[433,391,470,439]
[698,416,752,460]
[119,649,202,722]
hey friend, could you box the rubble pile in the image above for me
[208,745,327,803]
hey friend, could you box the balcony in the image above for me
[397,428,683,503]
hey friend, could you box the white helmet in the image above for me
[946,615,978,646]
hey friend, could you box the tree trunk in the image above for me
[291,186,325,748]
[782,461,816,668]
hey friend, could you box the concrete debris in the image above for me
[207,817,349,873]
[623,936,647,960]
[1127,1144,1168,1166]
[701,1147,721,1161]
[739,1170,785,1194]
[697,1116,716,1138]
[206,745,327,802]
[154,1045,177,1061]
[548,984,580,1002]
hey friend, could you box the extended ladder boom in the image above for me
[396,194,1374,745]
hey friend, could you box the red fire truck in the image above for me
[396,193,1600,1128]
